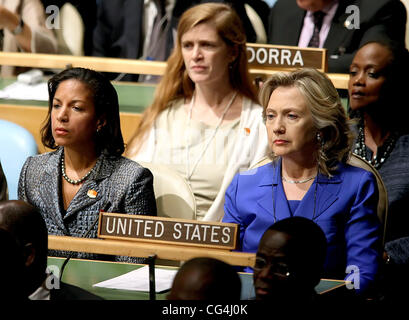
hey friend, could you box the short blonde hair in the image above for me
[259,68,353,176]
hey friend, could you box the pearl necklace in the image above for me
[282,175,316,184]
[61,156,96,185]
[353,121,397,170]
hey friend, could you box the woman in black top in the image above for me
[349,40,409,268]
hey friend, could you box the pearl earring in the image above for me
[317,133,324,149]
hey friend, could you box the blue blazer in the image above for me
[223,159,381,292]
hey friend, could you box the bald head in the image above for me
[168,257,241,300]
[254,217,327,301]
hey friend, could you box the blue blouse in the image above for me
[288,200,301,216]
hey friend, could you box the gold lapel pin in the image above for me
[244,128,251,136]
[87,189,98,199]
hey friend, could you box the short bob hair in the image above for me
[259,68,353,176]
[41,67,124,156]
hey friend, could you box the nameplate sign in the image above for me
[98,212,239,250]
[246,43,327,72]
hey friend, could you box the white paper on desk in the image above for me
[92,266,178,293]
[0,81,48,101]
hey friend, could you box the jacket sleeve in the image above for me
[17,156,31,202]
[222,174,245,250]
[344,170,382,294]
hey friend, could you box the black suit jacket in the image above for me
[268,0,407,73]
[92,0,144,81]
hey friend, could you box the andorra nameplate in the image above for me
[246,43,327,72]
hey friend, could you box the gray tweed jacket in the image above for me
[18,147,157,261]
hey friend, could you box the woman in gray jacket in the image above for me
[18,67,157,261]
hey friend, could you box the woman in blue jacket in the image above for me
[223,68,381,294]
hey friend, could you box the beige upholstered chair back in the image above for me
[244,4,267,43]
[55,3,84,56]
[137,161,196,220]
